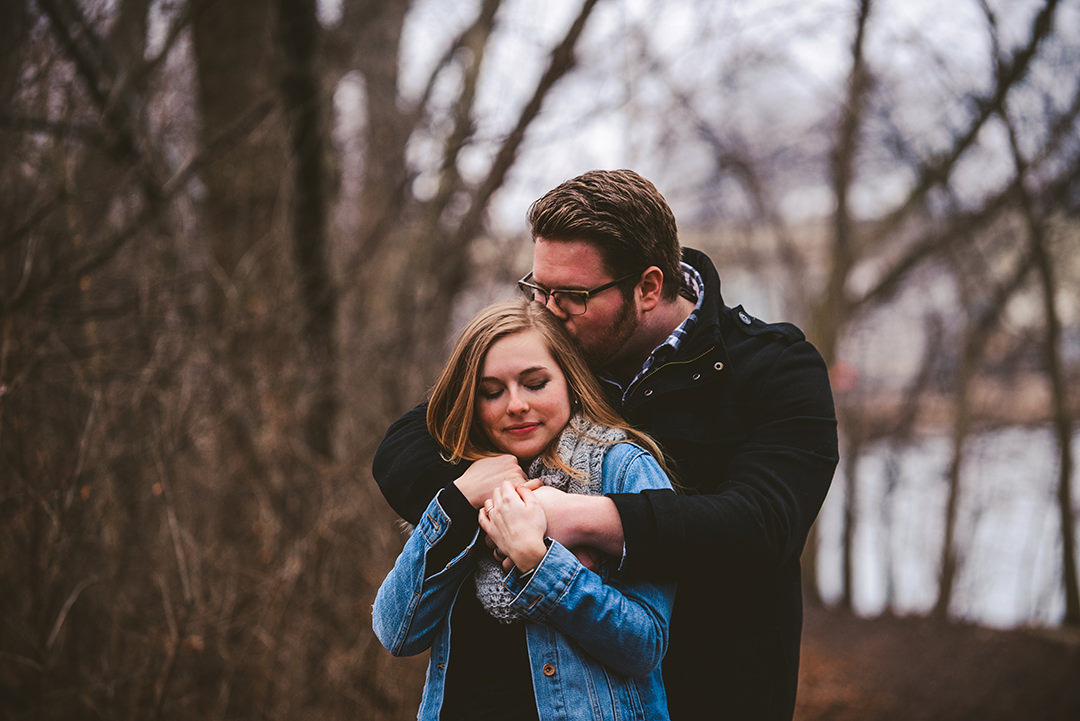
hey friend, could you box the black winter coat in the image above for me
[372,248,839,721]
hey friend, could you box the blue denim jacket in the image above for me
[372,442,676,721]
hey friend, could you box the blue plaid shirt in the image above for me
[604,262,705,404]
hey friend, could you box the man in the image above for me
[373,169,838,719]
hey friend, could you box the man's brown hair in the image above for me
[526,169,682,301]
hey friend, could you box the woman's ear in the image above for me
[638,266,664,310]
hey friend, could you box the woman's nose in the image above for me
[507,389,529,414]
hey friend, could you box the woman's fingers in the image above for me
[492,480,517,510]
[480,481,549,573]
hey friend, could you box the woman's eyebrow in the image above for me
[479,366,548,383]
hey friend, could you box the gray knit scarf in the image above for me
[473,415,626,623]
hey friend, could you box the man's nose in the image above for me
[542,294,569,320]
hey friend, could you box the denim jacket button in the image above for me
[543,663,556,676]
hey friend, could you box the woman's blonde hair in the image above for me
[427,300,668,476]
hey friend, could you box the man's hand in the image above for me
[528,485,584,547]
[530,486,626,557]
[453,455,537,508]
[570,547,604,572]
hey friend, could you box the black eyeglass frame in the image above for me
[517,271,639,316]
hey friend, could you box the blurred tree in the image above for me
[825,0,875,610]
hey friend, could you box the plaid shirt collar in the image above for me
[603,262,705,402]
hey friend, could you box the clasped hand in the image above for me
[477,481,548,573]
[455,456,607,573]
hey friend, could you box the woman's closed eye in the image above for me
[477,375,548,400]
[479,386,503,400]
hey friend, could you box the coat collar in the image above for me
[679,247,728,357]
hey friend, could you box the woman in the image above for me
[372,300,675,721]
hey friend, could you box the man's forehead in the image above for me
[532,238,610,286]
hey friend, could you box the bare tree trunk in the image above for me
[839,432,862,611]
[349,0,412,262]
[191,3,291,716]
[277,0,337,461]
[0,0,29,149]
[999,110,1079,626]
[0,0,31,290]
[1031,211,1079,627]
[193,1,280,290]
[935,362,971,619]
[934,240,1038,618]
[805,0,873,605]
[878,315,945,611]
[815,0,871,362]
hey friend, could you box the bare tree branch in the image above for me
[2,97,276,316]
[448,0,603,259]
[141,0,198,76]
[37,0,156,186]
[412,0,503,126]
[0,114,106,145]
[422,0,502,229]
[866,0,1061,246]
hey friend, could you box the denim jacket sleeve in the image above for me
[502,443,677,678]
[371,489,480,657]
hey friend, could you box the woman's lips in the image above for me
[505,422,539,435]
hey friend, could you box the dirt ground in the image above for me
[795,603,1080,721]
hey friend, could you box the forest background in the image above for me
[1,0,1078,719]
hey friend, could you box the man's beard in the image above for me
[580,294,638,371]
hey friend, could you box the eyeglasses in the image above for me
[517,271,639,316]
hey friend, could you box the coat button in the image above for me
[739,311,752,325]
[543,663,556,676]
[643,389,653,397]
[714,361,724,371]
[691,372,701,381]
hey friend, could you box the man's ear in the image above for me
[637,266,663,310]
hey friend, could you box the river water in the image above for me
[815,426,1080,628]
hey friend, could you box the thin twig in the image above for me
[45,577,99,651]
[154,446,194,604]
